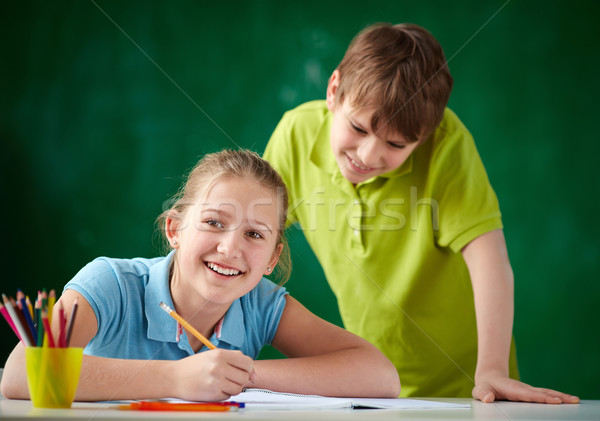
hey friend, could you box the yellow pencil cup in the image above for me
[25,347,83,409]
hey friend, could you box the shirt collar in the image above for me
[309,112,338,175]
[211,298,245,349]
[145,250,245,350]
[145,251,178,344]
[376,154,413,179]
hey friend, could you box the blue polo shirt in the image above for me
[64,251,288,360]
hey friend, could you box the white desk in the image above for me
[0,398,598,420]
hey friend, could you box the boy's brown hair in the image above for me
[335,23,453,142]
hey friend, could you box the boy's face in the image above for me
[327,97,420,185]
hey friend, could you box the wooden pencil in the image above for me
[159,302,216,350]
[41,310,55,348]
[2,294,32,346]
[57,302,66,347]
[0,301,22,341]
[35,296,44,346]
[65,298,79,347]
[19,295,37,346]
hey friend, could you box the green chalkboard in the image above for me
[1,0,598,399]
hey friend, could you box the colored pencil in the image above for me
[35,295,44,346]
[47,289,56,324]
[65,298,79,347]
[13,295,36,346]
[2,294,32,346]
[57,302,66,347]
[41,289,48,312]
[19,295,38,346]
[26,296,34,319]
[41,310,55,348]
[158,302,216,350]
[0,301,22,340]
[15,292,35,344]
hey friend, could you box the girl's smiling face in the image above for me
[168,176,282,307]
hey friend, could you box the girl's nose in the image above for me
[216,230,242,258]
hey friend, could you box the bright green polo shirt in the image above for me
[264,100,518,398]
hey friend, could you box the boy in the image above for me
[264,23,578,403]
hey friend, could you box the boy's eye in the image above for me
[351,123,367,134]
[388,142,406,149]
[246,231,264,240]
[206,219,224,229]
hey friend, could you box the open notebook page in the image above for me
[218,388,471,410]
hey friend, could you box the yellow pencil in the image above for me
[47,289,56,324]
[159,302,216,350]
[25,296,33,319]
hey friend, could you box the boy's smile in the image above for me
[346,153,378,174]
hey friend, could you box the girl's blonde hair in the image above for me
[156,149,291,285]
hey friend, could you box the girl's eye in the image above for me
[206,219,224,229]
[246,231,264,240]
[388,142,406,149]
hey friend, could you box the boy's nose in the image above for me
[356,138,381,167]
[216,230,242,258]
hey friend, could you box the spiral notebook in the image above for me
[222,388,470,410]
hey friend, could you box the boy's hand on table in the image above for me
[473,371,580,404]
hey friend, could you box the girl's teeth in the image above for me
[207,262,240,276]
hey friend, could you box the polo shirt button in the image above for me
[354,199,360,205]
[354,230,359,236]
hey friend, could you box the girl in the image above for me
[1,149,400,401]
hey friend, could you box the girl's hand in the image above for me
[473,371,580,404]
[172,349,255,401]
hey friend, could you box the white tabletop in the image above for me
[0,398,598,420]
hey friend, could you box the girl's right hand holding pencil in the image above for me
[172,349,255,401]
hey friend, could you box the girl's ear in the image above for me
[326,69,340,111]
[165,210,182,249]
[265,243,284,276]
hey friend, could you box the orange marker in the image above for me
[120,401,241,411]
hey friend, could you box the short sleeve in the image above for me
[430,115,503,252]
[63,258,127,347]
[263,110,297,226]
[240,278,288,355]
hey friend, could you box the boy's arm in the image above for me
[462,229,579,404]
[251,295,401,398]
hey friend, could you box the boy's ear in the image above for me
[326,70,340,111]
[165,210,182,249]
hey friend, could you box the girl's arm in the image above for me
[0,290,254,401]
[1,343,253,401]
[250,295,401,398]
[462,229,579,404]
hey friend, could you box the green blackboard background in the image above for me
[1,0,598,399]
